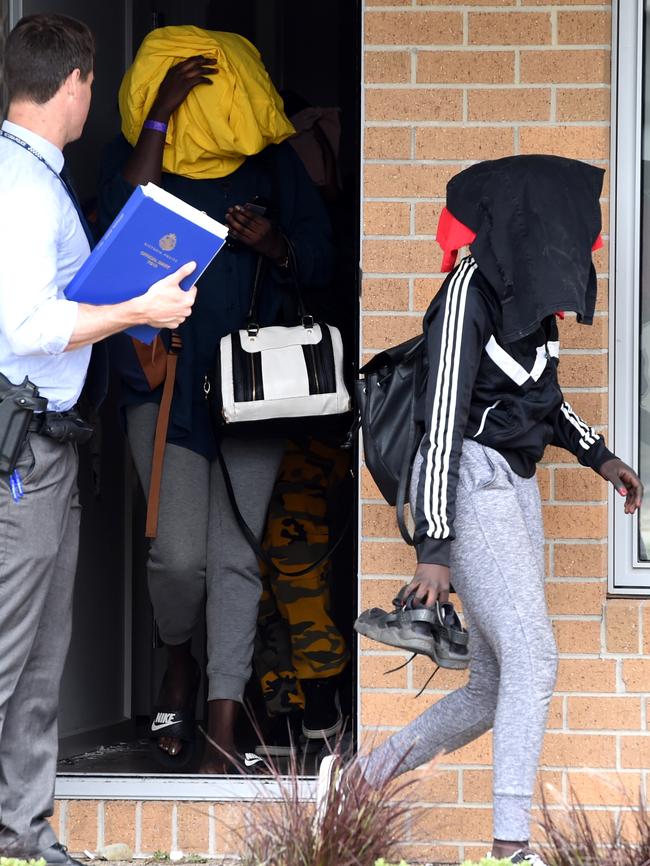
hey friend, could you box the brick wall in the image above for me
[360,0,650,862]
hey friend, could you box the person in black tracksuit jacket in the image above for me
[360,155,643,864]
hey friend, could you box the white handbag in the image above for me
[210,245,351,434]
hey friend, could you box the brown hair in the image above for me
[4,13,95,105]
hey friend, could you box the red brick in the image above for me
[468,87,551,121]
[552,619,601,654]
[364,163,452,198]
[520,125,609,160]
[557,11,612,45]
[567,696,642,730]
[545,580,604,614]
[521,50,610,84]
[557,88,610,122]
[365,11,463,46]
[606,601,641,654]
[469,11,551,45]
[541,733,616,768]
[364,239,440,273]
[366,88,462,122]
[557,352,608,389]
[364,202,411,236]
[361,540,417,578]
[622,659,650,692]
[554,467,607,502]
[66,801,99,854]
[140,802,174,854]
[365,51,412,84]
[418,50,515,84]
[543,504,607,539]
[362,314,422,349]
[414,277,445,310]
[554,543,607,578]
[365,127,412,160]
[415,126,515,160]
[177,802,210,853]
[555,658,616,692]
[362,278,410,311]
[103,801,136,848]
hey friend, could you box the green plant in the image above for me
[0,860,46,866]
[538,782,650,866]
[151,852,170,861]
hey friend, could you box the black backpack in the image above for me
[355,334,427,544]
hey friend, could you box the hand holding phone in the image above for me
[225,197,285,261]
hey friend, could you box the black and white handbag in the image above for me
[209,244,351,434]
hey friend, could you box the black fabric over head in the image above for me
[446,154,604,343]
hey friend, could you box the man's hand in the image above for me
[149,55,217,121]
[136,261,197,329]
[403,562,451,608]
[225,205,287,261]
[599,457,644,514]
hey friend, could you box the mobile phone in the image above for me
[244,197,268,217]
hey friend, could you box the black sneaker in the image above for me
[255,710,303,758]
[40,843,85,866]
[301,677,344,740]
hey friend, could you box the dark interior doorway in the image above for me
[43,0,362,777]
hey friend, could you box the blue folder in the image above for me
[65,182,228,344]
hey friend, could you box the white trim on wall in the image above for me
[610,0,650,593]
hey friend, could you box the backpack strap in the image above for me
[145,330,182,539]
[395,415,416,546]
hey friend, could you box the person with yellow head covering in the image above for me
[98,26,334,774]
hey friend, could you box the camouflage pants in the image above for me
[255,438,350,716]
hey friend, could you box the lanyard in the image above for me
[0,128,67,189]
[0,128,95,247]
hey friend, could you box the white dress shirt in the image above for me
[0,120,92,411]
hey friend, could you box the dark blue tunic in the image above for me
[98,136,334,459]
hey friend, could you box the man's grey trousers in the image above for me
[0,434,79,855]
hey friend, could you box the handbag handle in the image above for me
[245,237,314,337]
[217,446,353,577]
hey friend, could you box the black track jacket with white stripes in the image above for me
[414,256,615,567]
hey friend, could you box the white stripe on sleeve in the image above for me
[423,257,477,539]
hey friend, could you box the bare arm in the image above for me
[121,55,217,188]
[65,261,197,350]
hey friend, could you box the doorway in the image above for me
[4,0,361,785]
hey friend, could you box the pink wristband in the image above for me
[143,119,168,134]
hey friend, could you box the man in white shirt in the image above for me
[0,14,197,863]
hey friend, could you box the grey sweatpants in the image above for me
[126,403,284,703]
[362,439,558,842]
[0,435,80,855]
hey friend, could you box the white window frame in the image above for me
[611,0,650,593]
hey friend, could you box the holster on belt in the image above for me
[0,373,47,474]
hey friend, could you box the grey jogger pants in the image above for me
[126,402,284,703]
[0,435,79,856]
[362,439,558,842]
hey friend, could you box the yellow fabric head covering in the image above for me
[119,26,295,179]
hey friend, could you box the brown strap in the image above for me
[145,332,182,538]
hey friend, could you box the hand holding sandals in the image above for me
[403,562,451,608]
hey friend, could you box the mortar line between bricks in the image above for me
[135,801,142,858]
[365,40,611,50]
[98,800,104,850]
[364,3,611,8]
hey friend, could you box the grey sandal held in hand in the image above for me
[354,586,470,670]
